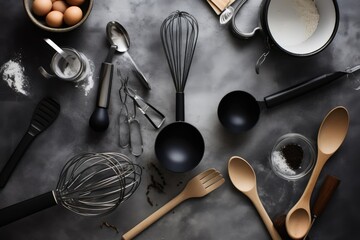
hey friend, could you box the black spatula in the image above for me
[0,97,60,188]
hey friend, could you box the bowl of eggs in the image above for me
[23,0,93,32]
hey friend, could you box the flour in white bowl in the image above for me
[293,0,320,39]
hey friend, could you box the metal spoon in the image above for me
[285,106,349,239]
[44,38,70,62]
[106,21,151,90]
[228,156,282,240]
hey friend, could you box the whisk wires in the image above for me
[161,11,199,92]
[55,152,141,216]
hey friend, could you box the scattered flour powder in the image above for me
[1,55,29,96]
[75,54,95,96]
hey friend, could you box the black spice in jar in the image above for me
[281,144,303,170]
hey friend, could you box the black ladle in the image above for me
[218,68,356,133]
[155,97,205,172]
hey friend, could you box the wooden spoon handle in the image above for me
[122,194,185,240]
[249,192,282,240]
[312,175,340,217]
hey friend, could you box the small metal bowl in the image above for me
[270,133,316,181]
[23,0,94,32]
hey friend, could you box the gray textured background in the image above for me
[0,0,359,239]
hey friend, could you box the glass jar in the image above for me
[40,48,89,82]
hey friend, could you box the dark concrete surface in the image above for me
[0,0,359,239]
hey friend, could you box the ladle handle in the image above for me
[176,92,185,121]
[264,71,346,108]
[248,191,282,240]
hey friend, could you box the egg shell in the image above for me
[32,0,53,16]
[66,0,85,6]
[63,6,83,26]
[46,11,64,27]
[52,1,68,13]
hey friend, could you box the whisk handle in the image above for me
[0,191,57,227]
[176,92,185,121]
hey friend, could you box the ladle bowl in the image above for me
[218,91,260,133]
[228,156,281,240]
[285,106,349,239]
[155,122,204,173]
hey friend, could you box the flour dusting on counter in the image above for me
[75,55,94,96]
[0,54,29,96]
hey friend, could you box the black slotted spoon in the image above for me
[0,97,60,188]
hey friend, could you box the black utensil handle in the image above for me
[97,62,113,108]
[176,92,185,121]
[264,71,346,108]
[0,191,57,227]
[0,132,34,188]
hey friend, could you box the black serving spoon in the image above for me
[218,66,359,133]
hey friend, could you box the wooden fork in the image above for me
[122,168,225,240]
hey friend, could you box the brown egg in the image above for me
[66,0,85,6]
[32,0,53,16]
[46,11,64,27]
[52,1,68,13]
[64,6,83,26]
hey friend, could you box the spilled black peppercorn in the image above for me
[146,163,167,207]
[281,144,304,170]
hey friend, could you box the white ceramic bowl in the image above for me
[265,0,339,56]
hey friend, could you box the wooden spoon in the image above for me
[285,106,349,239]
[228,156,281,240]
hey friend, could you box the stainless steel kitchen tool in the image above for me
[123,83,165,129]
[0,152,142,227]
[118,76,143,157]
[122,168,225,240]
[89,25,117,131]
[107,21,151,90]
[44,38,70,63]
[0,97,60,188]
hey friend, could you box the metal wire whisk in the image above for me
[56,152,142,216]
[160,11,199,93]
[0,152,142,227]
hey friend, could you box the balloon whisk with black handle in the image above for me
[160,11,199,121]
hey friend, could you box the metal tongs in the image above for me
[123,87,166,129]
[119,77,143,157]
